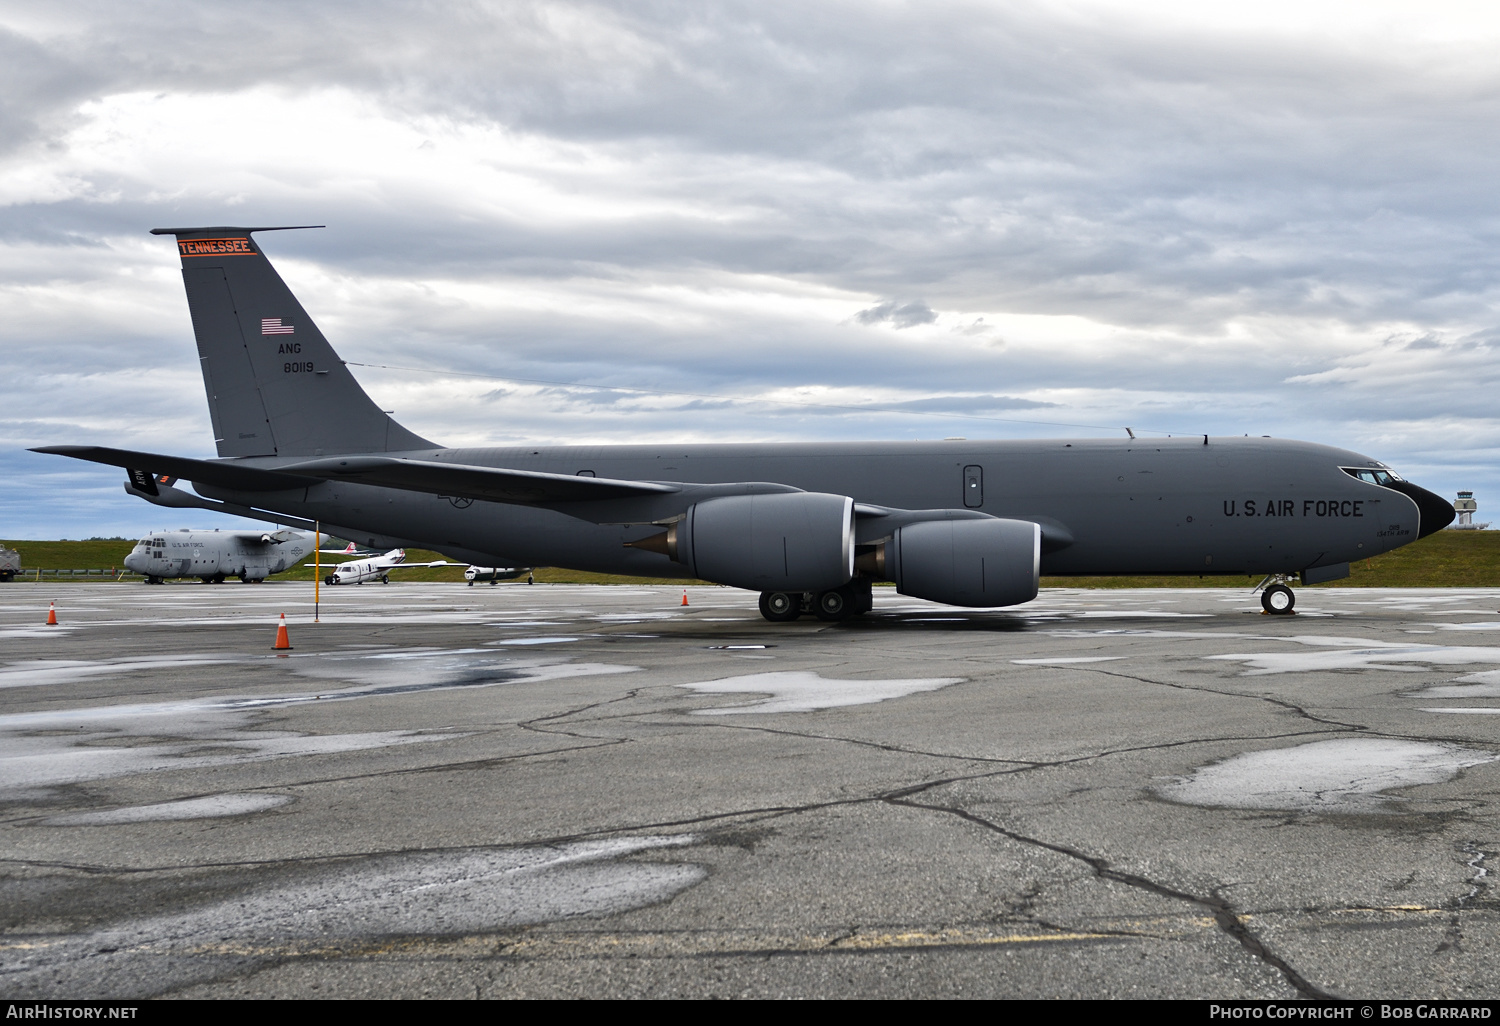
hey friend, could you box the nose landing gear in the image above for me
[1256,574,1297,615]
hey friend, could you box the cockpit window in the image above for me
[1342,467,1403,486]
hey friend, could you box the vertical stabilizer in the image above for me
[154,226,435,457]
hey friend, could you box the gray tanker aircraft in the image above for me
[36,226,1454,620]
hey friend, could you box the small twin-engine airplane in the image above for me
[315,547,453,586]
[464,565,530,586]
[38,226,1454,620]
[123,527,314,584]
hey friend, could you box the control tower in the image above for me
[1451,491,1490,530]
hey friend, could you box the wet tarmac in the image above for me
[4,581,1500,998]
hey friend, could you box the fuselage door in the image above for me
[963,465,984,508]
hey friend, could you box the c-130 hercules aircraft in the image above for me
[36,226,1454,621]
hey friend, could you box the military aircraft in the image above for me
[465,565,531,586]
[37,226,1454,620]
[315,548,455,585]
[123,527,314,584]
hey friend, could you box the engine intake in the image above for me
[630,492,855,593]
[872,517,1039,607]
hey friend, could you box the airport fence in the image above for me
[10,568,142,581]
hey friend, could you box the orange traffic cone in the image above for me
[681,590,689,607]
[46,602,57,626]
[272,613,292,651]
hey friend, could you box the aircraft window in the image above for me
[963,465,983,508]
[1342,467,1402,486]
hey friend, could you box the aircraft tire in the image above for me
[814,587,853,622]
[759,591,801,622]
[1261,584,1296,615]
[381,575,390,584]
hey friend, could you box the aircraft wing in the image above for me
[277,456,679,504]
[32,445,307,491]
[230,529,306,544]
[303,560,458,569]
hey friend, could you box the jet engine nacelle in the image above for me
[883,517,1040,607]
[638,492,855,593]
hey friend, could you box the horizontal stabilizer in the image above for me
[35,445,307,491]
[277,456,680,504]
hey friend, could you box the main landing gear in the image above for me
[758,581,874,623]
[1256,574,1296,615]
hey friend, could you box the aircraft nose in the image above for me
[123,553,142,571]
[1388,480,1456,538]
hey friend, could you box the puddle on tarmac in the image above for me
[1157,738,1497,813]
[494,637,580,645]
[677,671,962,714]
[6,835,706,992]
[0,654,638,791]
[1409,670,1500,700]
[0,655,247,690]
[1206,637,1500,675]
[1011,657,1122,665]
[42,793,293,825]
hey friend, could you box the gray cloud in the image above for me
[854,300,937,329]
[4,1,1500,533]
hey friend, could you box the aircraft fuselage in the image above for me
[195,435,1434,579]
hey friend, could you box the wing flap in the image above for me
[276,456,680,504]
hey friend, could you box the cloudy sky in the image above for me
[3,0,1498,538]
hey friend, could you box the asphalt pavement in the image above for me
[4,580,1500,999]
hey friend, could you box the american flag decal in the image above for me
[261,318,295,335]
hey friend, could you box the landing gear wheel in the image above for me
[815,586,853,622]
[759,591,801,622]
[1262,584,1296,615]
[381,574,390,584]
